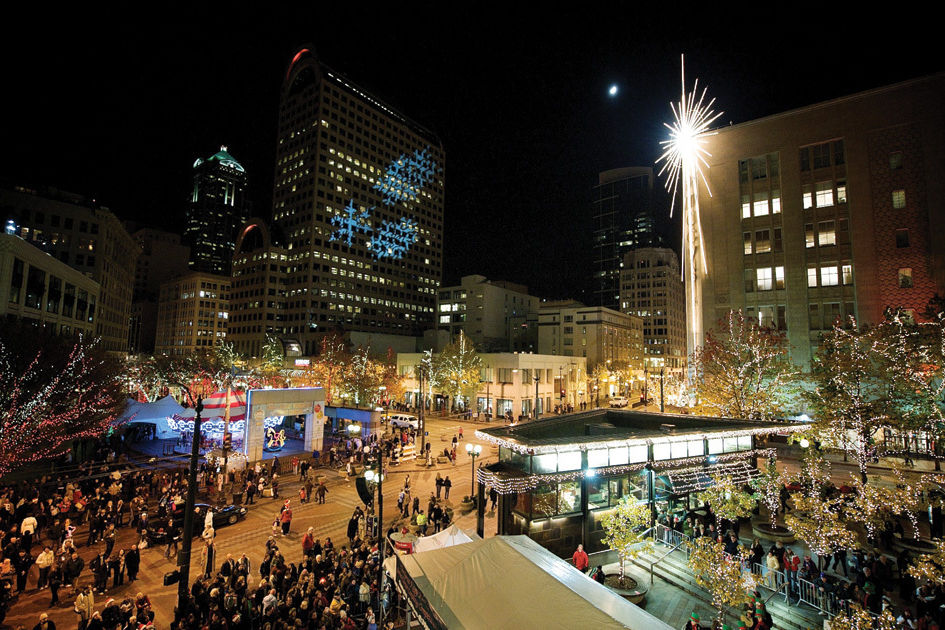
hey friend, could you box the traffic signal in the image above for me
[222,433,232,450]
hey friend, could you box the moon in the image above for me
[608,84,618,97]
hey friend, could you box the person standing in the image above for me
[124,545,139,583]
[245,479,256,505]
[572,544,589,572]
[316,482,328,504]
[443,476,452,499]
[90,548,109,594]
[48,561,63,607]
[36,545,54,590]
[435,473,443,499]
[14,547,34,594]
[33,611,56,630]
[280,502,293,535]
[202,539,215,578]
[74,586,94,630]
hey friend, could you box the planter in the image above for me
[893,538,937,554]
[752,522,796,544]
[603,574,647,607]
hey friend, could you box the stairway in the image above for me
[630,546,825,630]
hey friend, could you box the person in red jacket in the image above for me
[280,502,293,535]
[572,544,589,572]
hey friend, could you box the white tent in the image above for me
[389,535,673,630]
[411,524,480,553]
[116,395,186,439]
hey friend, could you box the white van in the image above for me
[609,396,629,408]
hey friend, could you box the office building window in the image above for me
[803,184,813,209]
[799,147,810,172]
[892,189,906,209]
[753,192,769,216]
[825,302,842,327]
[772,191,781,214]
[777,305,786,330]
[744,269,755,293]
[818,220,836,246]
[842,264,854,285]
[898,268,913,288]
[756,268,773,291]
[773,228,782,252]
[837,181,847,204]
[889,151,903,170]
[775,266,785,290]
[809,304,820,330]
[807,267,818,288]
[821,265,839,287]
[813,144,831,169]
[755,230,771,253]
[805,224,815,248]
[833,140,845,165]
[815,181,834,207]
[743,232,753,255]
[896,229,910,248]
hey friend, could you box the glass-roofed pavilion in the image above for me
[474,409,805,557]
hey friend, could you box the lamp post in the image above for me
[659,367,665,413]
[643,365,648,410]
[466,443,482,496]
[533,374,540,420]
[175,385,204,623]
[363,444,385,627]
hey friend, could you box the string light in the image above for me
[686,537,757,627]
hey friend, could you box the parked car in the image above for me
[609,396,629,408]
[388,414,419,429]
[146,503,247,545]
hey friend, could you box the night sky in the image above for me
[1,8,940,301]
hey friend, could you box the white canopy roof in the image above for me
[411,524,479,554]
[116,395,185,439]
[390,535,673,630]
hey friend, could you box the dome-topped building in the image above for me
[184,145,251,276]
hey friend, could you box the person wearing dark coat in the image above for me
[124,546,139,582]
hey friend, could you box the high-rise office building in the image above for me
[591,167,665,309]
[155,272,230,355]
[620,247,686,375]
[184,146,250,276]
[436,275,540,352]
[129,228,190,354]
[0,185,138,354]
[273,47,445,354]
[229,219,289,357]
[697,74,945,368]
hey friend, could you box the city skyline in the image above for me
[1,9,941,300]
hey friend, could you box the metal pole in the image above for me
[470,451,477,496]
[660,367,665,413]
[376,444,385,628]
[418,367,425,456]
[176,395,203,621]
[644,366,648,410]
[534,375,539,420]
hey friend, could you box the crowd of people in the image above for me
[657,507,945,630]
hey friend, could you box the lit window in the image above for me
[842,264,854,285]
[821,265,839,286]
[818,220,836,246]
[741,195,751,218]
[771,191,781,214]
[898,268,913,288]
[805,224,815,248]
[743,232,753,255]
[837,181,847,204]
[755,229,771,253]
[753,192,769,216]
[892,189,906,209]
[815,181,834,207]
[802,184,813,209]
[808,268,818,288]
[756,268,773,291]
[775,266,785,290]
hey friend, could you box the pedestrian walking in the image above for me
[444,476,452,499]
[281,502,293,535]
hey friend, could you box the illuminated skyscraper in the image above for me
[184,146,250,276]
[273,47,444,354]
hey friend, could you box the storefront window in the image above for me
[723,437,739,452]
[587,448,608,468]
[509,450,530,473]
[557,481,581,514]
[558,451,581,471]
[513,492,532,517]
[532,484,558,518]
[587,477,609,509]
[708,438,723,454]
[687,440,705,457]
[532,453,557,474]
[738,435,752,450]
[671,441,688,459]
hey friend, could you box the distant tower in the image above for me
[184,146,250,276]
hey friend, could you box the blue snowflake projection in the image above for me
[370,217,418,260]
[373,147,436,205]
[329,201,373,246]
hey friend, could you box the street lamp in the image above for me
[465,443,482,496]
[533,374,540,420]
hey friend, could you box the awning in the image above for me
[666,459,759,495]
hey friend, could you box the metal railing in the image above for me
[650,524,692,586]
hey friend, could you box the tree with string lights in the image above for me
[907,539,945,587]
[690,310,798,421]
[696,473,757,531]
[784,491,858,570]
[600,497,653,588]
[427,331,482,413]
[686,536,757,628]
[827,603,897,630]
[0,331,124,477]
[750,460,785,528]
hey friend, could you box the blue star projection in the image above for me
[329,201,372,246]
[329,146,436,260]
[371,217,418,259]
[373,147,436,205]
